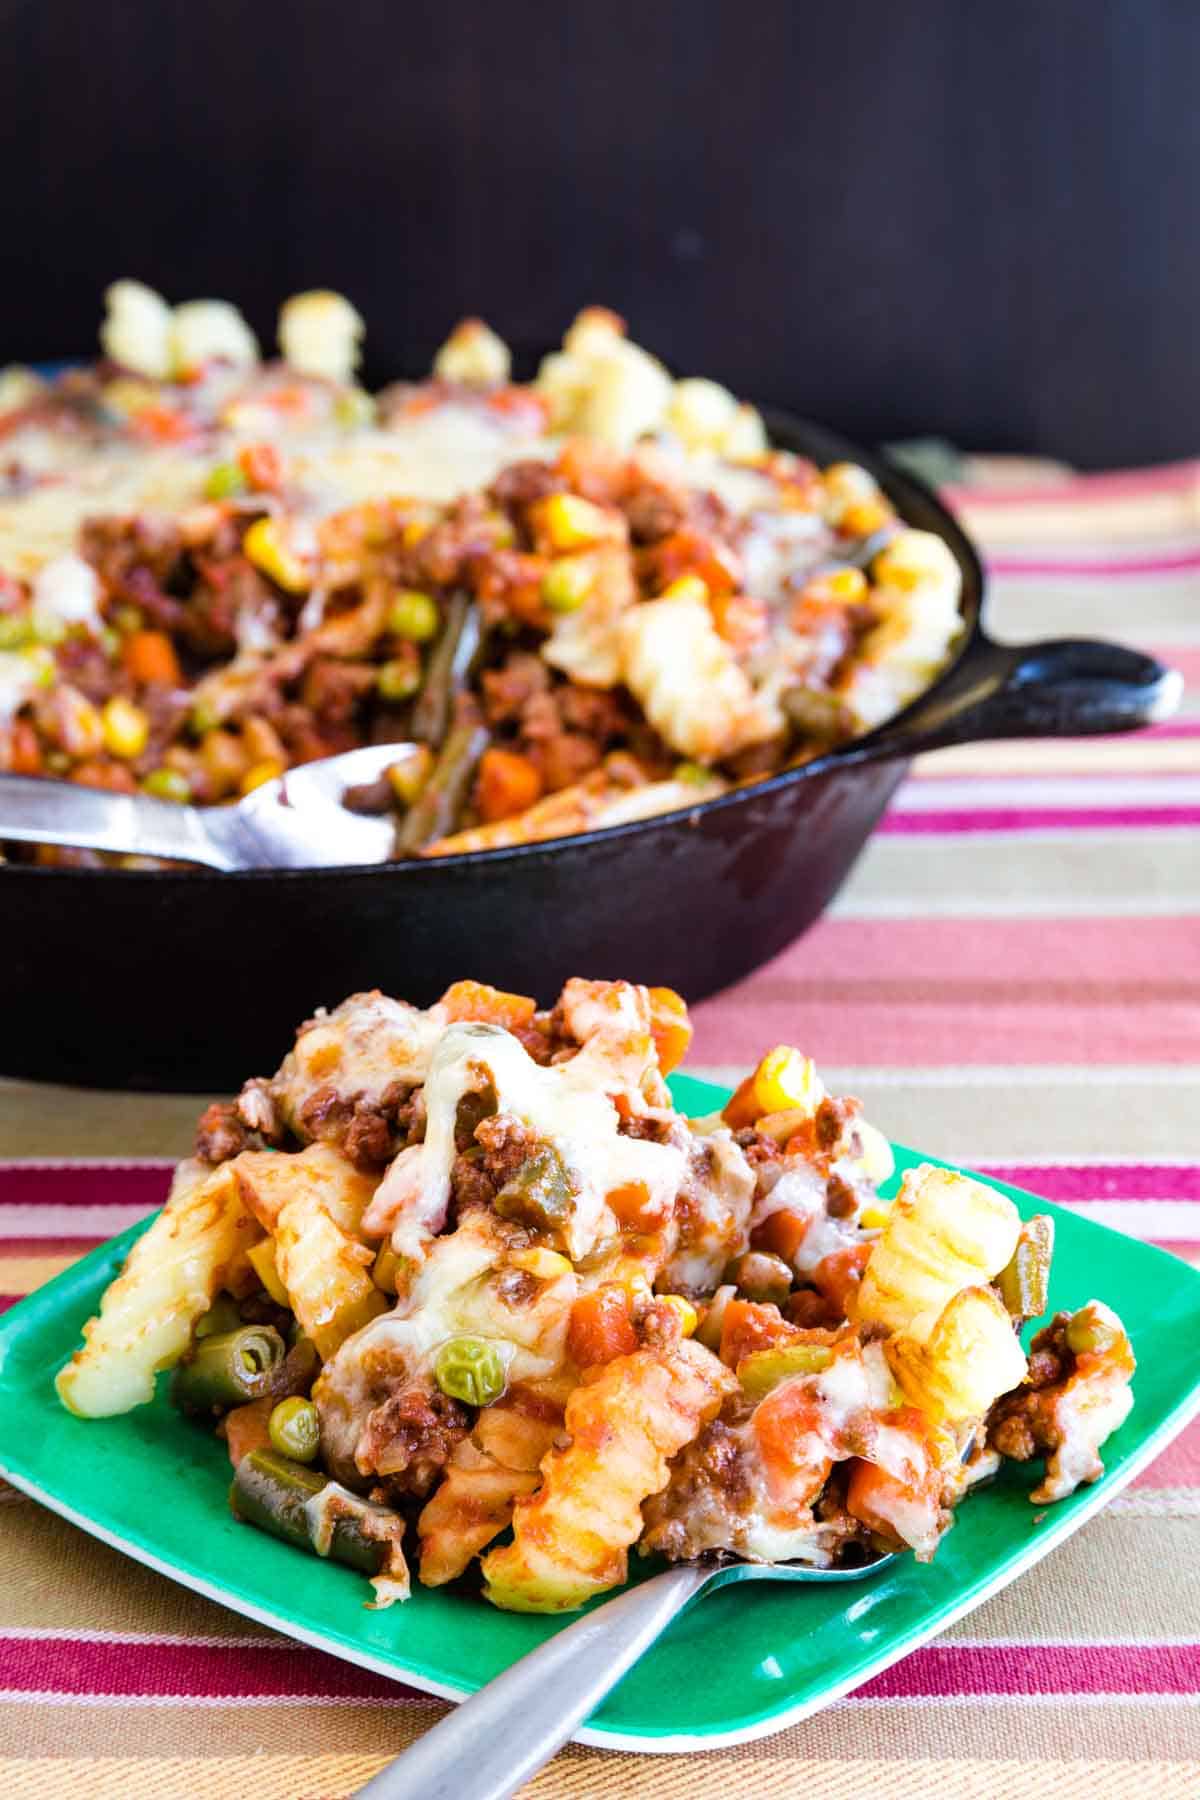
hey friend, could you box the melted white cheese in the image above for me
[365,1021,683,1262]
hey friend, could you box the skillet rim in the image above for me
[0,407,986,885]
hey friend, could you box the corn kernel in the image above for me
[402,518,431,547]
[658,1294,698,1337]
[386,744,434,807]
[100,695,149,759]
[247,1238,290,1309]
[538,492,611,552]
[860,1201,893,1231]
[205,460,247,501]
[242,517,311,593]
[659,573,710,606]
[752,1045,819,1117]
[541,557,594,614]
[840,497,892,539]
[825,567,869,602]
[510,1246,574,1280]
[240,757,285,795]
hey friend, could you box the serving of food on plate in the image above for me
[56,975,1135,1614]
[0,282,963,863]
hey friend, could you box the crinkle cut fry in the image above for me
[233,1145,386,1359]
[417,1393,564,1586]
[481,1337,736,1612]
[55,1159,262,1417]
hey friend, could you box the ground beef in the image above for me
[825,1173,858,1219]
[640,1414,755,1561]
[474,1113,539,1186]
[343,1106,394,1170]
[622,485,684,544]
[194,1101,253,1164]
[487,460,564,509]
[358,1380,471,1496]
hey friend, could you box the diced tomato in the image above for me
[476,747,543,823]
[438,979,537,1031]
[237,442,284,493]
[647,986,692,1076]
[121,629,182,687]
[751,1207,812,1266]
[129,405,194,444]
[224,1397,276,1467]
[811,1242,872,1315]
[718,1297,799,1367]
[567,1285,639,1368]
[9,719,42,775]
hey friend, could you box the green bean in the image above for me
[410,591,483,748]
[996,1216,1054,1322]
[738,1342,833,1400]
[434,1336,507,1408]
[269,1397,320,1461]
[230,1449,392,1576]
[395,709,490,853]
[493,1143,574,1236]
[194,1294,243,1340]
[1066,1305,1120,1358]
[171,1325,286,1412]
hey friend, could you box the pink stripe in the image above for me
[1,1636,1193,1702]
[0,1166,171,1209]
[857,1641,1199,1700]
[878,806,1200,834]
[690,917,1200,1067]
[1133,1415,1200,1489]
[0,1236,105,1257]
[944,460,1200,507]
[978,1166,1200,1203]
[989,549,1200,578]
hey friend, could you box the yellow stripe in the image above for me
[1,1757,1197,1800]
[913,737,1200,779]
[0,1253,78,1294]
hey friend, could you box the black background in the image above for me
[2,0,1196,466]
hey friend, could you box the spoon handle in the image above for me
[354,1563,709,1800]
[0,774,230,868]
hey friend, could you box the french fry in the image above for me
[481,1337,735,1611]
[856,1164,1021,1341]
[55,1160,261,1417]
[886,1287,1028,1424]
[417,1393,563,1586]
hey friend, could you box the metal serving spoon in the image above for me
[355,1550,897,1800]
[0,744,414,869]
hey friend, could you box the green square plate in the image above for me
[2,1070,1199,1751]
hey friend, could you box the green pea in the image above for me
[675,761,715,786]
[387,591,440,643]
[268,1396,321,1462]
[541,560,593,614]
[189,698,221,736]
[205,461,247,501]
[335,388,377,429]
[141,767,192,803]
[434,1336,506,1408]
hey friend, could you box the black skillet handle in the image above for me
[871,635,1182,758]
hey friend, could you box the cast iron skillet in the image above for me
[2,410,1178,1091]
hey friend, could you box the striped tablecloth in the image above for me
[2,458,1199,1798]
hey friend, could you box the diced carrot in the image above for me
[811,1242,872,1315]
[439,979,537,1031]
[718,1297,799,1368]
[9,719,42,775]
[647,986,692,1076]
[751,1207,813,1266]
[70,758,137,793]
[640,529,742,598]
[238,442,284,493]
[845,1452,937,1545]
[710,593,769,655]
[606,1180,669,1232]
[129,405,194,444]
[721,1073,761,1130]
[224,1397,276,1467]
[753,1379,831,1495]
[121,628,182,687]
[567,1285,639,1368]
[476,747,544,824]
